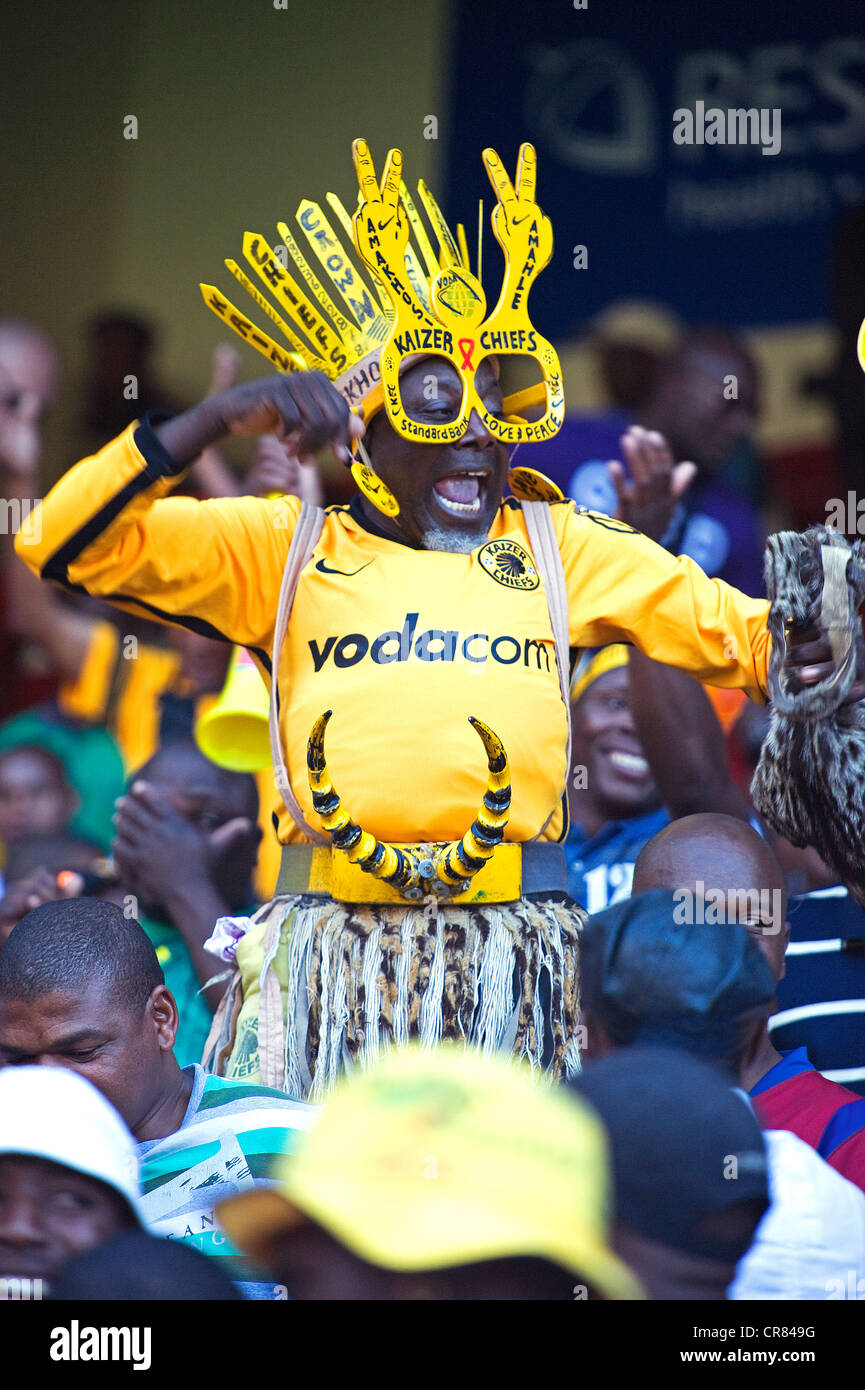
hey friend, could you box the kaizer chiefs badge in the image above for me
[478,539,540,591]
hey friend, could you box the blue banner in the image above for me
[444,0,865,332]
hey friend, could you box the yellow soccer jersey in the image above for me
[56,618,281,897]
[16,418,771,846]
[57,617,181,773]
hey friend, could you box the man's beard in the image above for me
[421,527,481,554]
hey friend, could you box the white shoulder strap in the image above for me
[268,501,329,843]
[521,501,571,840]
[269,500,571,847]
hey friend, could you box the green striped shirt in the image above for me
[137,1065,316,1299]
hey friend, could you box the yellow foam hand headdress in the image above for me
[350,140,563,447]
[200,137,562,437]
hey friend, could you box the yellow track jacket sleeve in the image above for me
[15,418,300,660]
[552,505,771,701]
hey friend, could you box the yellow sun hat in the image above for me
[217,1043,643,1299]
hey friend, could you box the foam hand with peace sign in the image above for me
[352,139,410,285]
[483,143,553,287]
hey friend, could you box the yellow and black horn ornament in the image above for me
[307,710,422,895]
[306,711,511,900]
[430,717,511,888]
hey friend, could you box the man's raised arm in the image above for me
[556,503,771,701]
[14,372,357,652]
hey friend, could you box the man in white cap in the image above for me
[0,1066,140,1294]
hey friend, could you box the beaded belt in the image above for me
[275,841,567,905]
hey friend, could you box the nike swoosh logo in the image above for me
[511,213,531,226]
[377,215,395,230]
[314,558,374,577]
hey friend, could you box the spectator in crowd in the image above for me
[111,737,261,1059]
[580,890,865,1299]
[0,744,78,850]
[3,323,235,736]
[0,899,314,1299]
[1,323,310,898]
[78,311,187,457]
[0,313,139,849]
[532,328,766,595]
[0,319,60,472]
[0,830,105,947]
[565,644,755,913]
[566,634,836,916]
[712,662,865,1090]
[627,648,838,894]
[0,709,126,856]
[556,427,783,914]
[525,300,682,499]
[591,300,683,416]
[566,646,668,912]
[49,1229,242,1301]
[0,318,61,724]
[772,886,865,1098]
[0,1065,140,1294]
[632,814,865,1191]
[217,1043,642,1301]
[634,329,766,595]
[570,1049,770,1300]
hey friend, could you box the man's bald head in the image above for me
[633,814,784,898]
[632,814,788,979]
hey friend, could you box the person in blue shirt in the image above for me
[565,639,772,914]
[772,887,865,1099]
[618,648,865,1099]
[529,328,767,596]
[565,646,670,913]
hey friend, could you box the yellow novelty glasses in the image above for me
[352,140,565,445]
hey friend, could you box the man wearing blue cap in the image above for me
[579,889,865,1299]
[571,1048,770,1301]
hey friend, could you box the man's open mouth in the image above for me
[607,750,650,778]
[598,742,652,783]
[432,470,487,518]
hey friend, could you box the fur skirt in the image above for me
[203,894,584,1101]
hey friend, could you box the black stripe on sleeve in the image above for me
[46,577,273,677]
[42,412,184,585]
[101,591,273,675]
[556,786,570,843]
[38,411,275,674]
[132,412,188,477]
